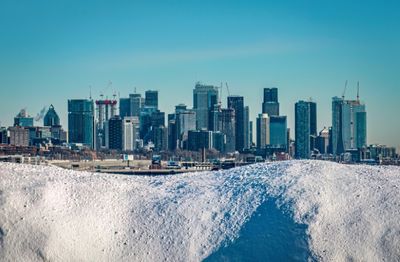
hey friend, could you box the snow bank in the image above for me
[0,161,399,261]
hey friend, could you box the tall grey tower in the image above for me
[193,82,219,130]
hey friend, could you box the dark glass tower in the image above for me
[228,95,245,152]
[262,87,279,116]
[44,104,60,127]
[107,115,123,150]
[145,90,158,109]
[68,99,94,148]
[295,101,311,159]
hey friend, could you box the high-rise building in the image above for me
[209,104,222,132]
[8,126,29,146]
[249,120,254,146]
[168,119,177,151]
[119,98,130,118]
[107,115,123,150]
[269,116,287,150]
[228,95,245,152]
[14,109,34,127]
[152,126,168,152]
[220,108,235,153]
[130,93,144,117]
[176,108,196,149]
[95,98,117,149]
[122,117,139,151]
[145,90,158,109]
[256,113,270,149]
[316,127,330,154]
[295,101,311,159]
[187,130,212,151]
[139,106,157,140]
[212,131,225,152]
[244,106,250,150]
[262,88,279,116]
[68,99,94,148]
[43,104,60,127]
[332,96,367,155]
[193,82,219,130]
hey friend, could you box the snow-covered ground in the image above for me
[0,161,399,261]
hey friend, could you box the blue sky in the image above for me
[0,0,399,148]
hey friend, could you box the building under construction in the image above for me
[95,98,117,150]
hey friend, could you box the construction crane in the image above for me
[218,82,223,105]
[225,82,231,97]
[342,80,348,100]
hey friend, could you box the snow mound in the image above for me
[0,161,399,261]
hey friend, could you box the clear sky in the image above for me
[0,0,399,148]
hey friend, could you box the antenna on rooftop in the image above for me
[357,81,360,102]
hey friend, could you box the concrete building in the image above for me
[9,126,29,146]
[122,117,139,151]
[316,127,330,154]
[256,113,270,149]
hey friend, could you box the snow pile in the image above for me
[0,161,399,261]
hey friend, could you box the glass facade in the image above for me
[295,101,311,159]
[43,105,60,127]
[68,99,94,148]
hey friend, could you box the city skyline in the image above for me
[1,1,399,148]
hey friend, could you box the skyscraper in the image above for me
[244,106,250,150]
[193,82,219,130]
[107,115,123,150]
[176,108,196,149]
[256,113,270,149]
[220,108,235,153]
[309,101,317,151]
[332,96,367,155]
[152,126,168,152]
[130,93,144,117]
[145,90,158,109]
[269,116,287,150]
[295,101,311,159]
[119,98,130,118]
[43,104,60,127]
[122,117,139,151]
[228,95,245,152]
[68,99,94,148]
[262,87,279,116]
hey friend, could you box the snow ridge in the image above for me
[0,161,399,261]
